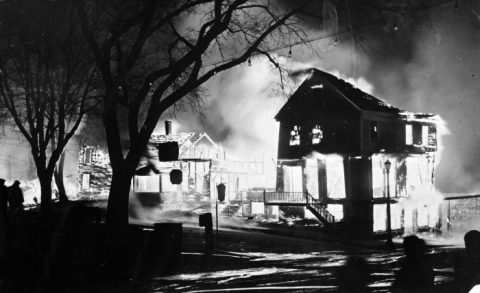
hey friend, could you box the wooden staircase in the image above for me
[264,192,336,229]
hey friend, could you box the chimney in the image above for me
[165,120,172,135]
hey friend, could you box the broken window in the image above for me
[370,121,378,143]
[428,125,437,147]
[422,125,429,146]
[311,125,323,144]
[289,126,301,146]
[405,124,413,145]
[282,165,303,192]
[326,156,346,199]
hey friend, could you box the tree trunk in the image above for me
[106,168,134,227]
[39,171,54,214]
[54,152,69,203]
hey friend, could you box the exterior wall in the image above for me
[277,113,361,159]
[361,113,437,154]
[344,156,374,236]
[274,71,439,236]
[78,146,111,199]
[276,152,439,236]
[361,113,402,153]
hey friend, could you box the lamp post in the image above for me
[385,159,394,249]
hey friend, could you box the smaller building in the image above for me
[78,145,112,199]
[129,122,266,223]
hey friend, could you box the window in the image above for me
[421,125,429,146]
[327,204,344,221]
[370,121,378,143]
[428,125,436,147]
[405,124,413,145]
[311,125,323,144]
[289,126,301,146]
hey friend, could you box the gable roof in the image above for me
[150,132,221,158]
[150,132,197,146]
[275,69,402,121]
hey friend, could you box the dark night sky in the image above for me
[161,0,480,193]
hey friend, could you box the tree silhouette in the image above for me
[0,0,99,213]
[75,0,312,226]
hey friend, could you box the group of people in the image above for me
[338,231,480,293]
[393,231,480,292]
[0,179,24,215]
[0,179,24,263]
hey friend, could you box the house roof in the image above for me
[275,69,402,120]
[150,132,197,146]
[150,132,221,158]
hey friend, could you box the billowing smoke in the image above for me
[161,57,303,188]
[361,2,480,193]
[157,0,480,195]
[282,1,480,194]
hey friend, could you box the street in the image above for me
[137,226,457,292]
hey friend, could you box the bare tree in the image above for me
[0,0,98,213]
[74,0,311,226]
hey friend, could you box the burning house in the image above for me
[266,69,440,236]
[128,121,265,223]
[78,145,111,199]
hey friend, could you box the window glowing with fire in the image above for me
[311,125,323,144]
[289,126,301,146]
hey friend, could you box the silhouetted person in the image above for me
[0,179,7,216]
[8,181,24,214]
[338,256,370,293]
[455,230,480,292]
[0,179,8,261]
[393,235,434,293]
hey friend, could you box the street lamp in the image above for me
[384,159,394,249]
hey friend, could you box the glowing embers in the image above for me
[289,125,301,146]
[311,125,323,144]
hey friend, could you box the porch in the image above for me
[263,191,336,228]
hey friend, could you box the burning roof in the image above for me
[276,69,403,120]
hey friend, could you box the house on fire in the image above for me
[128,121,265,222]
[266,69,439,236]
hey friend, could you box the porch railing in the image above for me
[264,192,306,205]
[305,193,335,224]
[264,191,335,226]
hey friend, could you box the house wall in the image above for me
[361,114,437,154]
[276,152,438,236]
[361,112,402,153]
[277,114,361,159]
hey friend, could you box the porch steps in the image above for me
[264,192,336,230]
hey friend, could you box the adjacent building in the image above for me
[128,121,265,222]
